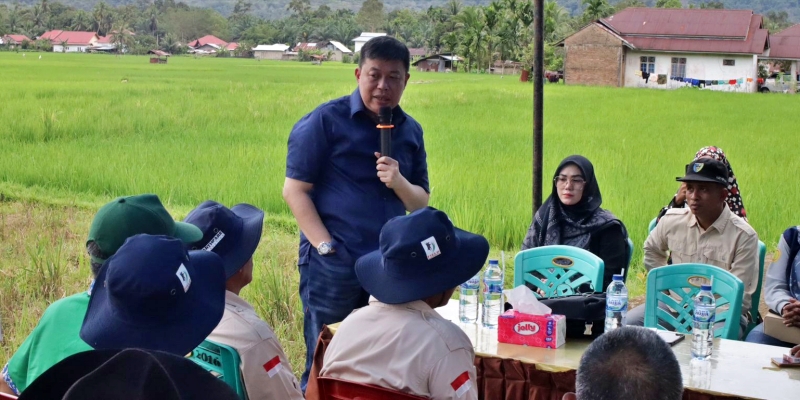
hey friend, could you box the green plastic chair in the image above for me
[648,217,657,233]
[625,237,634,280]
[514,245,605,298]
[746,241,767,334]
[644,263,744,340]
[189,339,246,399]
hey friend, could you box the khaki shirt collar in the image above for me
[225,290,255,313]
[687,204,731,233]
[368,295,434,313]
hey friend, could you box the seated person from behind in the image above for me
[562,327,683,400]
[746,226,800,347]
[184,201,303,400]
[655,146,748,224]
[320,207,489,400]
[521,155,629,289]
[628,158,759,338]
[0,194,203,396]
[19,233,234,400]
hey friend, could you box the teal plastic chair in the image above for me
[648,217,657,233]
[746,241,767,334]
[625,237,634,280]
[189,339,246,399]
[644,263,744,340]
[514,245,605,298]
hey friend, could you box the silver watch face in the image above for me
[318,242,332,255]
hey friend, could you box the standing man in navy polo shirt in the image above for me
[283,36,430,390]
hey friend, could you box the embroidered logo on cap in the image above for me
[450,371,472,398]
[421,236,441,260]
[263,356,282,378]
[176,264,191,292]
[692,163,704,173]
[202,230,225,251]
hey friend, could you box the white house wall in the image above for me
[53,45,89,53]
[624,51,758,93]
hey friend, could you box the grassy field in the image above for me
[1,52,799,378]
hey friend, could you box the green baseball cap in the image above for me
[86,194,203,263]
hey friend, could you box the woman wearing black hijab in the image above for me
[522,155,629,288]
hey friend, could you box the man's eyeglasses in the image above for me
[554,176,586,187]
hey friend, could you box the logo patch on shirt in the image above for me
[263,356,282,378]
[176,264,191,293]
[202,230,225,251]
[421,236,441,260]
[450,371,471,398]
[692,163,704,173]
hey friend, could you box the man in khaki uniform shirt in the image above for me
[185,201,303,400]
[628,159,758,338]
[321,207,489,400]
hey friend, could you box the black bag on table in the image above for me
[538,293,607,339]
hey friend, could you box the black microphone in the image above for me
[378,106,393,158]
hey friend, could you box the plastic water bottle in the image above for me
[604,274,628,332]
[459,271,480,323]
[482,259,504,328]
[692,284,715,360]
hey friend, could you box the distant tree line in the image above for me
[0,0,795,66]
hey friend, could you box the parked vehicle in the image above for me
[758,73,800,93]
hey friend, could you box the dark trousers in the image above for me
[299,249,369,391]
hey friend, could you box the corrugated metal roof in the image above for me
[768,24,800,60]
[597,8,768,55]
[328,41,352,53]
[603,7,753,39]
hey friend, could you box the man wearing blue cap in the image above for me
[320,207,487,400]
[184,201,303,400]
[1,194,203,396]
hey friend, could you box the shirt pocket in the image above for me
[701,246,730,270]
[669,241,696,264]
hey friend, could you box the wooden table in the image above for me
[328,300,800,399]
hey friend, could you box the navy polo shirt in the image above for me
[286,89,429,264]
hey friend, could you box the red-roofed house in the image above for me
[2,34,32,48]
[188,35,227,49]
[225,42,239,51]
[558,8,769,92]
[764,24,800,82]
[40,30,100,52]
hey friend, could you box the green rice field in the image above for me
[1,52,799,377]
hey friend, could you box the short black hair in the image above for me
[577,327,683,400]
[359,36,410,73]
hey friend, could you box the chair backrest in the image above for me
[648,217,657,233]
[644,263,744,340]
[747,241,767,329]
[317,376,429,400]
[514,245,605,297]
[188,339,246,399]
[626,237,634,279]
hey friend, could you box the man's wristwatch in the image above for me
[317,241,333,255]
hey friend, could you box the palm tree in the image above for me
[484,2,500,68]
[110,23,133,54]
[71,10,91,31]
[147,5,158,34]
[454,7,485,71]
[93,2,112,36]
[544,0,566,42]
[582,0,611,22]
[446,0,463,18]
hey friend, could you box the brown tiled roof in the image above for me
[598,7,768,55]
[769,24,800,60]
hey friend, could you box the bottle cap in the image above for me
[612,274,623,281]
[489,259,499,265]
[700,284,712,291]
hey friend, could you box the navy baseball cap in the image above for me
[183,200,264,279]
[676,158,729,186]
[80,234,226,356]
[355,207,490,304]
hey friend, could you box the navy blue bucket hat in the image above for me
[80,234,226,356]
[183,200,264,279]
[355,207,490,304]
